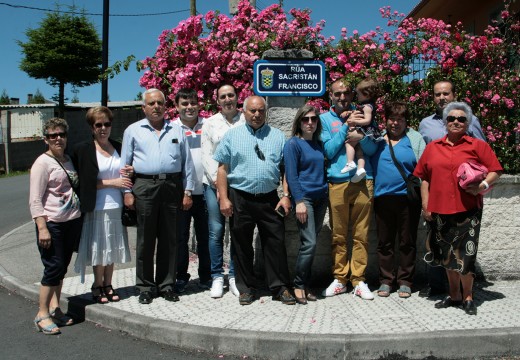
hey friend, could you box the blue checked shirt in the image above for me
[121,118,195,191]
[213,123,285,195]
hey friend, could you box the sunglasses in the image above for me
[254,144,265,161]
[446,116,467,123]
[301,115,319,123]
[94,122,112,128]
[45,132,67,140]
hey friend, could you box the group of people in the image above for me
[29,77,502,334]
[30,107,133,335]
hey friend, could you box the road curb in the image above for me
[2,223,520,359]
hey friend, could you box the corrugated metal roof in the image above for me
[0,100,142,110]
[65,101,142,108]
[0,103,56,109]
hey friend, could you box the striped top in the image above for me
[213,123,285,195]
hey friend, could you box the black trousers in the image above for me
[374,195,421,288]
[229,188,291,296]
[133,177,182,293]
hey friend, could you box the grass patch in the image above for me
[0,170,29,178]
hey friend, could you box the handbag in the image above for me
[388,139,422,204]
[121,206,137,227]
[457,161,490,191]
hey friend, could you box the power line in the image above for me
[0,2,189,17]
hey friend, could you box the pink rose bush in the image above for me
[140,0,519,173]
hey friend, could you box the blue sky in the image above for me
[0,0,418,103]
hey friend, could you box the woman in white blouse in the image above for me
[71,106,133,304]
[201,84,244,298]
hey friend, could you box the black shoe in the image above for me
[273,289,296,305]
[434,296,462,309]
[239,292,255,305]
[161,290,180,302]
[463,300,477,315]
[138,291,153,305]
[419,286,444,298]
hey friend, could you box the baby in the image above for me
[340,78,382,182]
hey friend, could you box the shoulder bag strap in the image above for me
[388,140,409,183]
[45,153,76,192]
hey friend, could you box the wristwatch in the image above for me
[184,190,192,197]
[282,192,291,198]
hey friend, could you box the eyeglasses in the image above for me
[446,115,467,123]
[254,144,265,161]
[332,90,352,98]
[94,122,112,128]
[301,115,319,123]
[45,132,67,140]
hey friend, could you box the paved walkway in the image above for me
[1,222,520,359]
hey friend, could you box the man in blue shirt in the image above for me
[121,88,195,304]
[320,79,378,300]
[419,80,486,143]
[418,80,486,298]
[214,95,295,306]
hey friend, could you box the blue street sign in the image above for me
[253,59,326,97]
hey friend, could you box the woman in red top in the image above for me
[414,102,502,315]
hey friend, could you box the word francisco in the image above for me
[253,59,326,97]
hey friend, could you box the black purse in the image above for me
[121,206,137,227]
[388,139,422,204]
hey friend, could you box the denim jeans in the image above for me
[204,184,234,279]
[293,197,328,289]
[177,194,211,283]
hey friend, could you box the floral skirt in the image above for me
[74,208,131,283]
[424,208,482,275]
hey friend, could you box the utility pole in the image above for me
[190,0,196,16]
[101,0,109,106]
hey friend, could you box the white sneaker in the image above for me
[210,277,224,298]
[353,281,374,300]
[322,279,347,297]
[351,168,366,183]
[228,277,239,297]
[340,161,357,174]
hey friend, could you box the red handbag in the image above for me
[457,161,491,193]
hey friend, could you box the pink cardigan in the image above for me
[29,154,81,223]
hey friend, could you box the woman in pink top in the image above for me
[29,118,82,335]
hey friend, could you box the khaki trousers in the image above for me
[328,180,373,286]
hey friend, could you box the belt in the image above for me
[234,188,277,199]
[135,173,180,180]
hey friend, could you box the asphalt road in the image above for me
[0,173,31,234]
[0,174,242,360]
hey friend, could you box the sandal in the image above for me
[103,285,120,302]
[91,286,109,304]
[398,285,412,299]
[377,284,391,297]
[34,314,61,335]
[50,307,74,326]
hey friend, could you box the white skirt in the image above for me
[74,207,131,283]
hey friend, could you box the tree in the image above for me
[27,89,46,104]
[0,90,9,105]
[18,6,102,116]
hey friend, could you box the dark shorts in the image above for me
[37,217,83,286]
